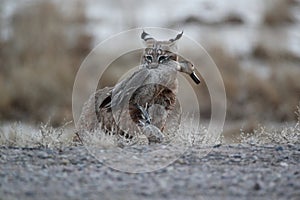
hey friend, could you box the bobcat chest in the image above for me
[128,66,178,126]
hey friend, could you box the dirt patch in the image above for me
[0,144,299,200]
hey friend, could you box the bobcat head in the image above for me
[141,30,200,84]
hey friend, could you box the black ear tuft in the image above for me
[141,30,148,40]
[169,31,183,43]
[141,30,154,42]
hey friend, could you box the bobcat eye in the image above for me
[158,55,167,63]
[145,55,153,63]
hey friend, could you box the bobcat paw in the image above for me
[142,125,165,143]
[137,134,149,145]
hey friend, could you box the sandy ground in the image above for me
[0,144,299,200]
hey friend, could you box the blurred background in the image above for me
[0,0,299,133]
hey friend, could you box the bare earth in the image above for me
[0,144,299,200]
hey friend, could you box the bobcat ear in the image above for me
[168,31,183,52]
[141,30,155,45]
[169,31,183,43]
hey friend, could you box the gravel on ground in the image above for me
[0,144,299,200]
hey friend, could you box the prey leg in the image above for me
[136,104,165,143]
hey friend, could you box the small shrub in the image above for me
[0,0,92,125]
[241,104,300,144]
[263,0,295,26]
[0,121,74,148]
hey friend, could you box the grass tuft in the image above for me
[241,104,300,145]
[263,0,295,26]
[0,121,74,149]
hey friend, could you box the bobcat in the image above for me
[76,31,200,146]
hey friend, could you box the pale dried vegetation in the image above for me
[0,1,91,125]
[0,118,209,148]
[241,104,300,145]
[0,121,74,148]
[0,105,299,148]
[0,0,299,148]
[208,46,300,122]
[263,0,296,26]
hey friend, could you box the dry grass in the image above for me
[252,43,300,62]
[0,111,211,149]
[241,104,300,144]
[76,112,211,148]
[208,46,300,122]
[263,0,295,26]
[0,1,91,125]
[0,0,299,129]
[180,13,244,26]
[0,121,74,148]
[1,105,299,148]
